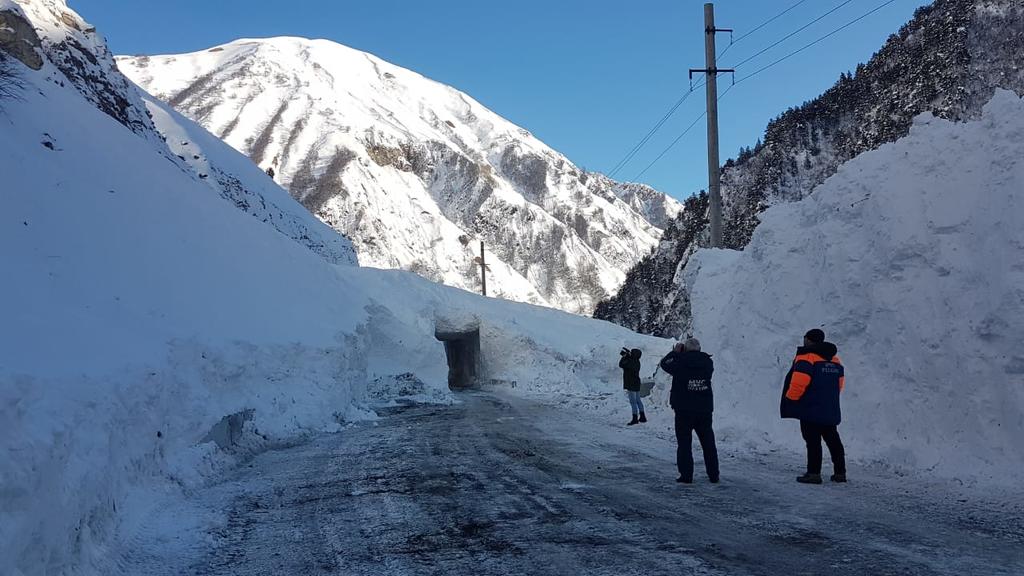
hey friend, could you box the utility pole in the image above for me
[473,240,490,296]
[480,241,487,296]
[689,3,733,248]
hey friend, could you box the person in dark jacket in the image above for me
[660,338,719,484]
[781,328,847,484]
[619,348,646,425]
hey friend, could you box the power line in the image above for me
[607,88,697,178]
[622,0,897,183]
[632,112,706,181]
[607,0,839,179]
[631,0,895,182]
[718,0,811,58]
[607,80,705,179]
[727,0,857,69]
[735,0,898,85]
[632,84,735,182]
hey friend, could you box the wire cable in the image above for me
[727,0,857,69]
[631,84,735,181]
[734,0,898,85]
[632,112,706,181]
[718,0,810,58]
[607,80,705,178]
[623,0,896,182]
[607,0,835,178]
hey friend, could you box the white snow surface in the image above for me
[683,90,1024,487]
[0,5,668,572]
[116,37,682,314]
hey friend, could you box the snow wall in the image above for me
[684,90,1024,487]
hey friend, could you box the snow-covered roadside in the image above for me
[681,90,1024,489]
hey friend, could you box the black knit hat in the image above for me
[804,328,825,343]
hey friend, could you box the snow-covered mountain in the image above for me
[116,38,681,314]
[596,0,1024,336]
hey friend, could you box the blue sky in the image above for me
[75,0,930,200]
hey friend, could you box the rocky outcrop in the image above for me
[0,9,43,70]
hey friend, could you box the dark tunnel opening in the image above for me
[435,326,480,390]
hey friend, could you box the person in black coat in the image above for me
[619,348,646,425]
[660,338,719,484]
[781,328,847,484]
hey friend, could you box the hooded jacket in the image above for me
[660,350,714,413]
[781,341,845,425]
[619,349,642,392]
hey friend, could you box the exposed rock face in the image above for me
[596,0,1024,335]
[0,9,43,70]
[118,38,683,314]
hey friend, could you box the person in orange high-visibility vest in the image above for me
[781,328,847,484]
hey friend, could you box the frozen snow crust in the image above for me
[684,90,1024,487]
[0,4,666,572]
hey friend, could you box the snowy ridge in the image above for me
[117,38,682,313]
[0,0,355,265]
[684,91,1024,486]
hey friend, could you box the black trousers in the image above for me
[675,411,719,480]
[800,421,846,475]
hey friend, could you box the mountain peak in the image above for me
[120,38,682,313]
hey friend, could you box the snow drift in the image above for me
[683,90,1024,486]
[0,1,666,573]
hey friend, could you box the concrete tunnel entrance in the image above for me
[435,326,480,390]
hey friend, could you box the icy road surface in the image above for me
[120,392,1023,575]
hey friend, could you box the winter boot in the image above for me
[627,414,639,426]
[638,412,647,423]
[676,476,693,484]
[796,473,823,484]
[830,473,847,483]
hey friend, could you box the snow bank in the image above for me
[0,18,666,575]
[684,90,1024,486]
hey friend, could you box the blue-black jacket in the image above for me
[780,341,844,425]
[619,349,642,392]
[660,350,714,413]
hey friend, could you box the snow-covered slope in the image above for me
[139,91,358,265]
[117,38,682,313]
[0,0,355,266]
[0,2,670,572]
[683,90,1024,486]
